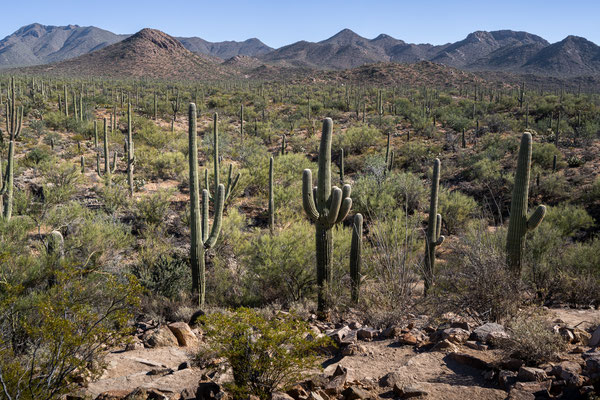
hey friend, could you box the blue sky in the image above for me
[1,0,598,48]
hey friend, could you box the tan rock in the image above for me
[144,326,179,348]
[168,322,199,347]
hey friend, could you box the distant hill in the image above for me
[21,29,231,80]
[522,36,600,77]
[177,37,272,59]
[0,23,128,68]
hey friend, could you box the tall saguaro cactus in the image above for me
[302,118,353,317]
[126,103,134,196]
[350,213,363,304]
[1,77,23,220]
[189,103,225,307]
[268,156,274,233]
[506,133,546,275]
[423,158,444,295]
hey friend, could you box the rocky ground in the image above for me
[69,308,600,400]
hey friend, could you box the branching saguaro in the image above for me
[302,118,352,318]
[506,132,546,275]
[188,103,225,307]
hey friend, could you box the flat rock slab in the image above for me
[86,347,203,397]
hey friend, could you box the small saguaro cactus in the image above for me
[506,132,546,275]
[80,155,85,173]
[350,213,363,304]
[281,134,287,155]
[1,77,23,221]
[423,158,444,295]
[302,118,353,317]
[188,103,225,307]
[268,156,274,233]
[47,230,64,259]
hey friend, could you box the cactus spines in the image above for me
[1,77,23,220]
[188,103,225,307]
[423,158,444,295]
[302,118,352,317]
[350,213,363,304]
[506,132,546,275]
[268,156,274,233]
[126,103,134,196]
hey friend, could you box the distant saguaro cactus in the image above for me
[205,113,240,204]
[506,132,546,275]
[302,118,352,317]
[188,103,225,307]
[423,158,444,295]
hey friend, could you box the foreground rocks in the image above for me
[80,308,600,400]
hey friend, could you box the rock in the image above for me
[430,339,458,353]
[506,389,535,400]
[379,372,403,388]
[573,328,591,345]
[341,386,372,400]
[382,326,402,338]
[189,309,205,326]
[584,354,600,373]
[95,391,132,400]
[559,327,576,343]
[349,321,362,330]
[397,333,418,346]
[144,326,179,348]
[357,328,378,341]
[180,388,196,400]
[471,323,506,343]
[178,361,191,370]
[195,380,222,400]
[272,393,295,400]
[447,352,491,370]
[440,328,470,344]
[517,366,547,382]
[168,322,199,347]
[146,367,174,376]
[305,374,329,390]
[325,369,347,394]
[464,341,487,351]
[392,384,428,398]
[125,338,144,351]
[501,358,524,371]
[552,361,584,387]
[512,381,551,397]
[327,326,352,344]
[590,326,600,347]
[498,370,518,389]
[287,385,309,400]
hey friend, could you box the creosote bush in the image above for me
[199,308,333,399]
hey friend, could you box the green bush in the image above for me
[333,124,380,154]
[199,308,332,399]
[132,254,190,300]
[543,203,593,237]
[133,189,172,228]
[438,189,478,234]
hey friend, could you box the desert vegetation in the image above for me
[0,74,599,399]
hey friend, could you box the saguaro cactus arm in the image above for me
[204,184,225,249]
[527,205,546,231]
[302,169,319,221]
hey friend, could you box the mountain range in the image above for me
[2,23,600,78]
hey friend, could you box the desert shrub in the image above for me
[483,114,513,133]
[333,124,380,153]
[566,155,584,167]
[364,209,422,312]
[243,221,314,304]
[0,256,141,400]
[539,173,568,200]
[438,189,478,234]
[23,146,53,167]
[437,224,523,322]
[542,203,593,237]
[199,308,331,399]
[467,158,502,182]
[531,142,561,170]
[132,254,190,301]
[499,313,567,366]
[133,189,172,228]
[98,183,129,215]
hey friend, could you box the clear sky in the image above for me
[1,0,598,48]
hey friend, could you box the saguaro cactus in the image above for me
[302,118,353,316]
[1,77,23,220]
[506,133,546,275]
[126,103,134,196]
[339,148,344,184]
[188,103,225,307]
[268,156,274,233]
[350,213,363,304]
[423,158,444,295]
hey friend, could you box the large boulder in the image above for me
[471,323,507,343]
[144,326,179,348]
[168,322,199,347]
